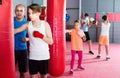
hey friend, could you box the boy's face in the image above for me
[28,8,40,21]
[74,22,80,29]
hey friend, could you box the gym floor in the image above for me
[16,42,120,78]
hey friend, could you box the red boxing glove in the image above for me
[33,31,44,39]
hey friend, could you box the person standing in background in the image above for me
[14,4,29,78]
[66,20,85,74]
[80,13,94,55]
[96,15,110,61]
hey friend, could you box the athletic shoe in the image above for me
[89,51,94,55]
[77,66,85,70]
[96,55,101,59]
[69,69,73,74]
[106,57,110,61]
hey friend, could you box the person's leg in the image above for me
[20,72,27,78]
[96,44,101,58]
[15,50,19,71]
[30,74,38,78]
[69,50,76,74]
[70,50,76,70]
[18,50,28,78]
[15,50,27,78]
[105,45,110,61]
[77,51,84,70]
[15,51,18,65]
[98,44,101,55]
[29,60,38,78]
[88,40,94,54]
[85,32,94,55]
[41,74,47,78]
[104,36,110,60]
[39,60,49,77]
[97,35,103,58]
[105,45,109,56]
[88,40,92,51]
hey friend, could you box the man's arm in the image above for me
[14,23,28,34]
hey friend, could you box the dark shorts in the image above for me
[15,50,28,72]
[29,59,49,75]
[84,32,91,41]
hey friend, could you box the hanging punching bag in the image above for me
[47,0,66,76]
[95,12,100,21]
[0,0,15,78]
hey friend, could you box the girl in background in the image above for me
[66,20,86,74]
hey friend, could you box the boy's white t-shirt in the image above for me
[100,22,110,36]
[81,17,89,32]
[28,21,50,60]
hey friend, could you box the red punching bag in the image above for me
[47,0,66,76]
[81,12,85,18]
[95,12,100,21]
[0,0,15,78]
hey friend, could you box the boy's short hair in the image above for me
[102,15,107,20]
[27,3,41,13]
[74,20,79,23]
[85,13,89,17]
